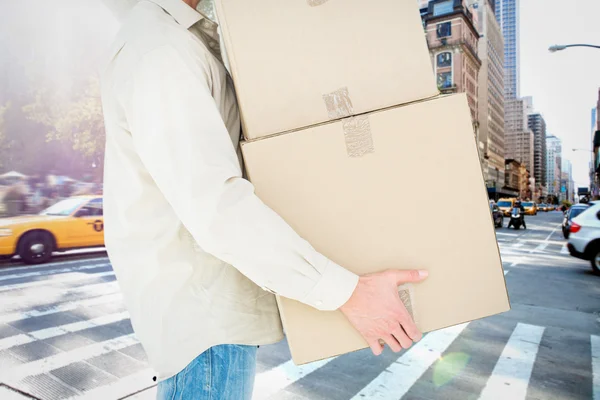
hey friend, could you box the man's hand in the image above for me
[339,269,428,355]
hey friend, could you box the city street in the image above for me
[0,212,598,400]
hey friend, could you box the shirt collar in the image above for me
[147,0,203,29]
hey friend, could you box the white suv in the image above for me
[567,201,600,274]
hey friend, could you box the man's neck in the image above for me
[182,0,200,10]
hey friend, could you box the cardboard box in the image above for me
[216,0,438,140]
[241,94,510,364]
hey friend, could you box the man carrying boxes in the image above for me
[100,0,509,398]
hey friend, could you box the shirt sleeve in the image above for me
[123,45,358,311]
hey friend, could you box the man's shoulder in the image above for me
[102,1,192,73]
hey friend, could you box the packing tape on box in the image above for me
[322,87,375,157]
[307,0,330,6]
[398,284,418,324]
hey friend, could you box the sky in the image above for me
[519,0,600,188]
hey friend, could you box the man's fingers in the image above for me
[390,269,429,285]
[381,334,403,353]
[368,339,384,356]
[399,317,422,342]
[392,326,413,349]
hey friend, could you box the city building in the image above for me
[470,0,506,193]
[562,159,574,202]
[519,163,532,200]
[546,135,562,198]
[495,0,519,100]
[592,92,600,197]
[528,112,548,199]
[505,129,534,172]
[421,0,482,123]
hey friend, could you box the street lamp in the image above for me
[549,44,600,53]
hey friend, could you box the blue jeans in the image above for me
[157,345,258,400]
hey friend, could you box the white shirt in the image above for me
[100,0,358,380]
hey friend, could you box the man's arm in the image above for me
[124,45,426,352]
[125,45,357,311]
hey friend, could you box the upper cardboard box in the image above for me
[215,0,438,140]
[241,94,509,364]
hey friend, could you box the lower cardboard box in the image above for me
[241,93,510,365]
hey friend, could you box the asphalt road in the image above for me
[0,211,598,400]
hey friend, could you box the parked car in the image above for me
[522,201,538,216]
[490,203,504,228]
[567,201,600,274]
[562,204,591,239]
[0,195,104,264]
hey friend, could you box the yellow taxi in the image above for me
[0,196,104,264]
[522,201,538,216]
[496,198,516,217]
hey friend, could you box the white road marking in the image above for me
[0,256,109,274]
[504,270,509,276]
[496,232,520,237]
[0,311,129,351]
[0,292,122,324]
[0,281,120,312]
[545,224,562,241]
[68,368,155,400]
[561,245,569,255]
[253,356,337,400]
[479,323,545,400]
[512,242,524,248]
[2,333,138,382]
[0,270,114,293]
[530,243,548,254]
[351,323,469,399]
[592,335,600,400]
[0,263,110,283]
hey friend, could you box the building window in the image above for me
[433,0,454,16]
[436,22,452,38]
[437,52,452,68]
[437,71,453,89]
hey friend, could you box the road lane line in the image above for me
[530,243,548,254]
[351,323,469,399]
[0,292,122,324]
[0,311,129,350]
[545,224,562,241]
[68,368,156,400]
[592,335,599,400]
[0,281,120,313]
[0,257,109,274]
[0,270,114,293]
[253,356,337,400]
[479,323,545,400]
[561,245,569,255]
[504,270,509,276]
[0,263,111,283]
[2,333,138,382]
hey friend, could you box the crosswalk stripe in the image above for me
[592,335,600,400]
[0,263,110,283]
[0,281,120,313]
[0,292,122,324]
[351,323,469,399]
[253,356,337,400]
[0,270,114,293]
[2,333,138,382]
[67,368,155,400]
[0,311,129,351]
[479,323,545,400]
[0,257,109,274]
